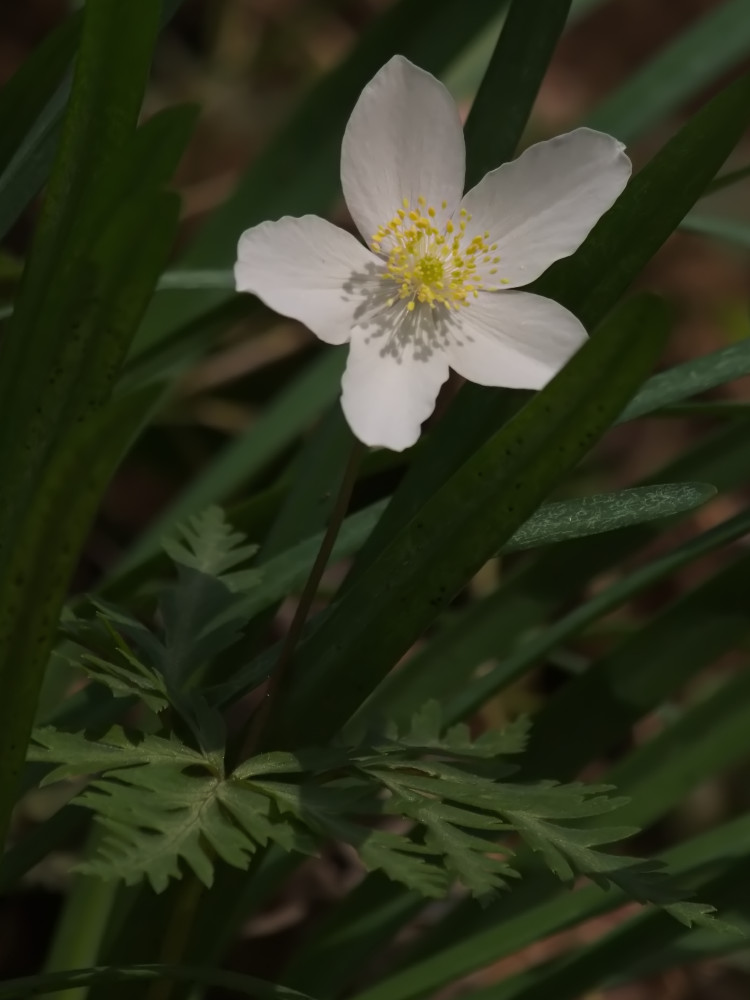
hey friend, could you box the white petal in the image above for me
[341,56,465,246]
[235,215,382,345]
[341,308,450,451]
[445,291,587,389]
[459,128,631,288]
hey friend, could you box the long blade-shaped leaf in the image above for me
[0,2,175,847]
[585,0,750,143]
[519,549,750,781]
[354,72,750,578]
[0,964,312,1000]
[462,0,572,187]
[275,295,668,747]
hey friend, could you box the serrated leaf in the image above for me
[28,727,210,786]
[79,769,252,892]
[65,509,262,753]
[422,818,519,897]
[157,508,262,687]
[162,506,260,592]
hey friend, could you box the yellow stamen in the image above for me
[368,195,507,312]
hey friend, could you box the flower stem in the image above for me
[235,437,365,763]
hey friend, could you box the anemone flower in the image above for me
[235,56,631,451]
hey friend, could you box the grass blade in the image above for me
[0,965,312,1000]
[462,0,572,187]
[276,295,668,747]
[0,0,174,846]
[620,338,750,421]
[585,0,750,143]
[520,550,750,781]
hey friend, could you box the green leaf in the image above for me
[358,632,750,982]
[445,504,750,725]
[0,3,186,244]
[79,769,258,892]
[117,103,198,203]
[585,0,750,143]
[0,964,314,1000]
[275,295,668,747]
[113,350,345,578]
[605,668,750,831]
[66,510,261,745]
[620,338,750,421]
[540,72,750,329]
[29,707,701,913]
[502,482,715,553]
[348,814,750,1000]
[520,548,750,782]
[28,727,209,785]
[0,384,167,845]
[681,211,750,250]
[351,71,750,589]
[215,482,714,701]
[60,608,170,716]
[462,0,572,188]
[0,13,80,240]
[162,506,260,592]
[259,408,355,559]
[0,0,177,847]
[474,864,748,1000]
[706,161,750,195]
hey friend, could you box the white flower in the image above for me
[235,56,631,451]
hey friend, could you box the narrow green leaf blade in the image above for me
[520,550,750,781]
[585,0,750,143]
[462,0,572,187]
[620,338,750,421]
[113,349,346,578]
[352,66,750,584]
[277,295,669,746]
[0,964,313,1000]
[503,482,715,553]
[539,72,750,328]
[0,13,80,239]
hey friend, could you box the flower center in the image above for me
[370,196,504,312]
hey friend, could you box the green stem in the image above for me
[39,829,117,1000]
[234,438,365,764]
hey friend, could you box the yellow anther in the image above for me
[371,193,507,315]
